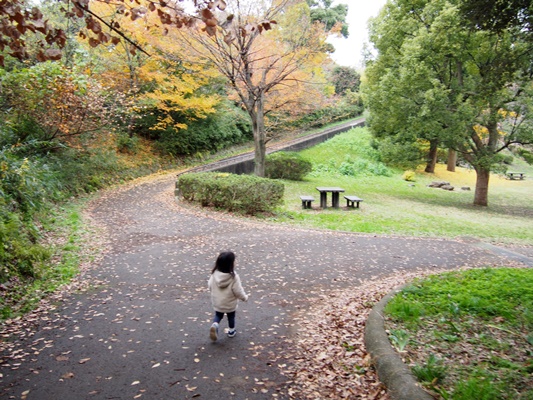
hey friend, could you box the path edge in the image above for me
[364,286,433,400]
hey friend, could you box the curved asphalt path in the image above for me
[1,173,529,400]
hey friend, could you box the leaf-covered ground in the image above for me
[1,173,528,399]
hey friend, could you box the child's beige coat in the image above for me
[208,271,248,313]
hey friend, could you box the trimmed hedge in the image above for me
[265,151,312,181]
[176,172,284,214]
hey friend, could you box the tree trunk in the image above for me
[473,166,490,206]
[424,139,438,173]
[447,149,457,172]
[252,94,267,177]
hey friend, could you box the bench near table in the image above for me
[316,187,345,209]
[507,172,525,180]
[299,195,315,209]
[344,195,363,208]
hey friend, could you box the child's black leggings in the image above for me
[213,311,236,329]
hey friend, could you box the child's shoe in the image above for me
[210,323,219,341]
[227,328,236,338]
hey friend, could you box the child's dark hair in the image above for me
[212,251,235,276]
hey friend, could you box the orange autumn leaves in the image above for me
[86,0,334,134]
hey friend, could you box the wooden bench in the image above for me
[299,196,315,209]
[506,172,525,180]
[344,195,363,209]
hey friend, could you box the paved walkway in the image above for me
[0,173,529,399]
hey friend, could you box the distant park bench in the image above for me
[299,195,315,209]
[506,172,525,180]
[344,195,363,209]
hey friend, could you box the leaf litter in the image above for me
[274,271,448,399]
[1,172,525,399]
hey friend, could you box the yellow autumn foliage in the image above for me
[82,0,223,131]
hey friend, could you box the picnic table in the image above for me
[316,187,345,209]
[506,172,526,180]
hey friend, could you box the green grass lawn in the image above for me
[267,128,533,245]
[384,268,533,399]
[264,128,532,398]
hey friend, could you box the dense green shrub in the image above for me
[46,148,121,194]
[0,145,53,282]
[42,146,165,195]
[338,161,356,176]
[494,153,514,166]
[177,172,284,214]
[0,123,165,285]
[141,102,252,156]
[0,206,51,283]
[502,154,514,165]
[116,132,141,154]
[306,128,379,163]
[265,152,312,180]
[304,129,393,178]
[337,158,392,177]
[0,152,53,214]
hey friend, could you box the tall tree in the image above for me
[182,0,332,176]
[307,0,349,38]
[363,0,533,206]
[330,65,360,95]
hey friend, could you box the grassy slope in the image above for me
[269,128,533,245]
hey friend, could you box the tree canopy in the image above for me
[330,66,360,95]
[459,0,532,35]
[307,0,349,38]
[363,0,533,206]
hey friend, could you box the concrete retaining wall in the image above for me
[214,160,255,175]
[209,119,365,175]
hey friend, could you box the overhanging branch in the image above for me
[74,1,151,57]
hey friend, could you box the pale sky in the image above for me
[327,0,388,69]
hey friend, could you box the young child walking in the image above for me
[208,251,248,341]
